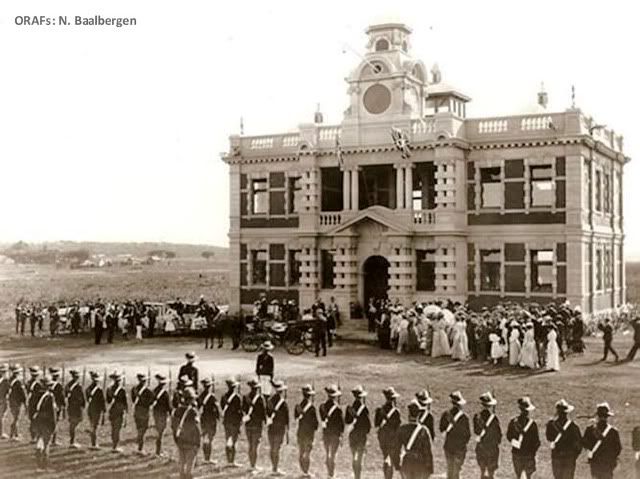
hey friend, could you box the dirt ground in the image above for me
[0,332,639,479]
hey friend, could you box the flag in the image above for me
[391,127,412,160]
[335,135,344,168]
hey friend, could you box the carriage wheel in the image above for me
[241,336,260,353]
[286,339,305,355]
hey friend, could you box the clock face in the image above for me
[363,84,391,114]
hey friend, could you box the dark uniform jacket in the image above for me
[27,379,44,419]
[440,407,471,454]
[266,393,289,435]
[65,380,85,417]
[172,402,201,448]
[507,415,540,457]
[545,417,582,460]
[106,384,127,419]
[375,402,401,445]
[242,391,266,430]
[197,389,220,430]
[151,385,171,417]
[221,389,243,430]
[86,382,106,418]
[294,398,318,439]
[319,399,344,437]
[0,376,9,405]
[52,381,65,413]
[256,352,274,378]
[33,390,56,431]
[8,377,26,409]
[178,364,199,391]
[398,422,434,475]
[345,399,371,441]
[416,406,435,441]
[473,409,502,457]
[131,383,154,417]
[582,423,622,472]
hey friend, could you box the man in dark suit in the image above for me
[598,318,619,362]
[546,399,582,479]
[294,384,318,477]
[106,371,127,453]
[266,379,289,476]
[198,377,220,464]
[582,402,622,479]
[473,392,502,479]
[319,384,344,479]
[85,371,105,449]
[65,369,85,448]
[151,373,171,457]
[172,387,201,479]
[221,377,243,467]
[398,401,433,479]
[506,397,541,479]
[256,342,275,397]
[242,378,267,472]
[375,386,402,479]
[178,353,199,392]
[625,317,640,361]
[440,391,471,479]
[131,372,154,455]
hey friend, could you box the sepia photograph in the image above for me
[1,0,639,478]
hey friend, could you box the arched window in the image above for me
[375,38,389,51]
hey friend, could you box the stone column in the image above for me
[395,165,404,209]
[342,169,350,210]
[404,165,413,210]
[351,167,359,211]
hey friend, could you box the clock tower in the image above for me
[341,23,428,145]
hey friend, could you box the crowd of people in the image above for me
[1,347,639,479]
[367,299,640,371]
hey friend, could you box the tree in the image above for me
[201,251,215,261]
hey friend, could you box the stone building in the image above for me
[222,22,629,316]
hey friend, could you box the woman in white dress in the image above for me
[519,323,539,369]
[489,332,503,365]
[431,314,451,357]
[508,326,521,366]
[546,326,560,371]
[451,318,469,361]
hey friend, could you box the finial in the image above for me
[537,81,548,109]
[314,103,324,124]
[431,63,441,84]
[240,116,244,136]
[571,85,576,109]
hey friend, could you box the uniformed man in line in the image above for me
[345,385,371,479]
[86,370,105,449]
[506,397,541,479]
[33,375,57,470]
[198,377,220,464]
[266,379,289,476]
[256,341,275,398]
[49,367,65,446]
[294,383,318,478]
[132,372,154,454]
[473,392,502,479]
[8,364,26,441]
[545,399,582,479]
[173,376,193,409]
[375,386,402,479]
[26,366,44,443]
[319,384,344,479]
[582,402,622,479]
[172,386,201,479]
[106,371,128,453]
[221,377,243,467]
[242,377,267,472]
[151,373,172,457]
[414,390,435,441]
[398,401,434,479]
[439,391,471,479]
[178,353,199,392]
[0,364,9,439]
[64,369,85,448]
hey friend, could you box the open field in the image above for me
[0,334,640,478]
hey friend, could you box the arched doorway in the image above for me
[363,255,390,306]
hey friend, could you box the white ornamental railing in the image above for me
[478,119,508,134]
[249,137,274,149]
[319,213,342,226]
[413,210,436,225]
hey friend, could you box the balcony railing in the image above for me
[413,210,436,225]
[319,213,342,226]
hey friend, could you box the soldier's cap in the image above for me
[271,379,287,391]
[69,369,80,377]
[185,352,197,360]
[382,387,400,399]
[555,399,574,413]
[183,387,197,401]
[479,392,498,406]
[247,378,261,389]
[301,384,316,395]
[136,373,147,380]
[109,371,122,380]
[89,371,100,379]
[415,389,433,405]
[596,402,614,418]
[261,341,274,351]
[49,367,61,376]
[351,385,367,397]
[407,401,422,419]
[225,377,239,387]
[324,384,341,397]
[154,373,167,382]
[29,366,41,375]
[517,396,535,412]
[201,378,212,386]
[449,391,467,406]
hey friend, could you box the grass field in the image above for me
[0,261,639,478]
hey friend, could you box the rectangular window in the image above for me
[413,162,436,210]
[595,170,602,212]
[321,250,335,289]
[583,159,591,210]
[480,167,502,208]
[321,167,343,212]
[251,250,268,285]
[288,176,302,214]
[603,173,610,213]
[530,249,553,292]
[480,249,501,291]
[595,249,602,290]
[604,249,612,289]
[530,165,554,207]
[252,178,268,214]
[416,249,436,291]
[288,250,301,285]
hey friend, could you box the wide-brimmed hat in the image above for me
[109,371,122,380]
[301,384,316,395]
[450,391,467,406]
[351,385,367,398]
[136,373,147,381]
[415,389,433,405]
[271,379,287,392]
[383,386,400,399]
[29,366,41,375]
[225,377,239,387]
[596,402,614,418]
[201,377,212,387]
[89,371,100,379]
[261,341,274,351]
[49,367,61,376]
[479,392,498,406]
[555,399,575,413]
[69,369,80,377]
[247,378,261,389]
[324,384,341,397]
[155,373,167,383]
[185,352,197,360]
[518,397,535,412]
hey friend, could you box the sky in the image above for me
[0,0,639,256]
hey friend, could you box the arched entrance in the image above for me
[363,255,390,306]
